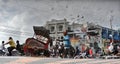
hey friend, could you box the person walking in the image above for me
[89,47,93,58]
[63,30,71,58]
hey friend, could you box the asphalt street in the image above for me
[0,56,120,64]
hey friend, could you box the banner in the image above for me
[119,33,120,40]
[113,31,119,40]
[102,28,108,39]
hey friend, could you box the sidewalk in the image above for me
[100,55,120,59]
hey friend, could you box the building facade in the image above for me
[45,19,120,53]
[45,19,69,44]
[45,19,85,46]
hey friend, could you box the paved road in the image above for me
[0,56,120,64]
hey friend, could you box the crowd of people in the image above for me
[49,30,102,58]
[49,42,120,59]
[0,30,120,58]
[49,30,120,58]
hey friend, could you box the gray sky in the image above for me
[0,0,120,44]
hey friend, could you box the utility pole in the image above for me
[110,15,113,43]
[64,18,66,31]
[110,16,113,31]
[55,21,58,45]
[72,21,75,38]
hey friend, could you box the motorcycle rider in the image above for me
[1,41,5,50]
[4,37,16,56]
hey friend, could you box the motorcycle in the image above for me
[0,46,21,56]
[0,48,9,56]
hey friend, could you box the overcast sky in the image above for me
[0,0,120,44]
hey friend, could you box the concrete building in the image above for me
[45,19,85,46]
[45,19,120,54]
[45,19,119,48]
[45,19,69,40]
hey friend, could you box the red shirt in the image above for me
[89,49,93,55]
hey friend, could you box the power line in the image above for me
[0,27,33,37]
[0,25,33,34]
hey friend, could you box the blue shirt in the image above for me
[63,35,71,48]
